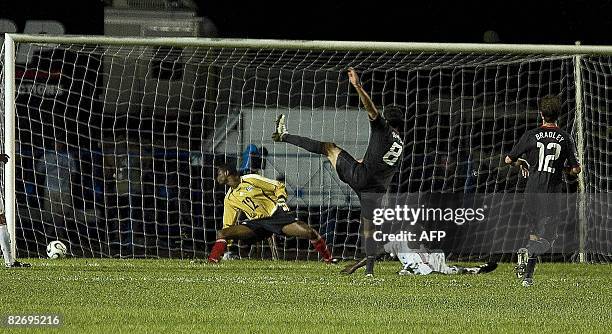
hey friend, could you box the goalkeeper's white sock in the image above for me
[0,225,13,265]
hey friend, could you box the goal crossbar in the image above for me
[8,33,612,55]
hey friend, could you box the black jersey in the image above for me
[362,115,404,188]
[507,125,580,193]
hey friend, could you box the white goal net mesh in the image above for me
[0,38,609,261]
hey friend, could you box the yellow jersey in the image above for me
[223,174,288,228]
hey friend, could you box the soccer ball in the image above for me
[46,241,67,259]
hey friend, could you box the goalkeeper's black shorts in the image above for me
[240,210,303,240]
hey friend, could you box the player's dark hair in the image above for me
[539,95,561,123]
[217,164,239,176]
[383,105,404,129]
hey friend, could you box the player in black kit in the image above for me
[505,95,581,287]
[272,68,404,276]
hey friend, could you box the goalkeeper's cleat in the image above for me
[5,261,31,268]
[522,277,534,287]
[223,251,239,261]
[515,248,529,279]
[272,114,288,142]
[365,273,374,278]
[339,258,367,275]
[324,257,339,265]
[476,262,498,274]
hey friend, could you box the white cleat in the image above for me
[223,251,239,261]
[272,114,288,142]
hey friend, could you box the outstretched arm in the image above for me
[348,68,380,121]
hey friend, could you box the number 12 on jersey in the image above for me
[537,141,561,173]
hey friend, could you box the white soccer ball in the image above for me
[46,241,67,259]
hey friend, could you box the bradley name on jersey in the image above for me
[534,131,565,143]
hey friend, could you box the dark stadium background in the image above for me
[2,0,612,44]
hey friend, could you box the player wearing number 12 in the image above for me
[272,68,405,276]
[505,95,581,287]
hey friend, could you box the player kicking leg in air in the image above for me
[272,68,404,276]
[505,95,581,287]
[207,165,335,264]
[0,154,31,268]
[340,241,497,276]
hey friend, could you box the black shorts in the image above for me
[524,193,559,237]
[336,150,385,194]
[336,150,387,219]
[240,211,302,241]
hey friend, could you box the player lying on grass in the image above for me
[505,95,580,287]
[208,165,335,263]
[272,68,404,276]
[340,241,497,275]
[0,154,31,268]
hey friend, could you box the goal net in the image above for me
[1,35,610,261]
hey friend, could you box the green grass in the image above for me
[1,259,611,333]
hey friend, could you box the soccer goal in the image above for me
[2,34,610,261]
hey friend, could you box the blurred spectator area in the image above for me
[104,0,217,38]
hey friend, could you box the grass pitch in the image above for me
[1,259,611,333]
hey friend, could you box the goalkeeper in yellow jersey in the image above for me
[207,165,335,263]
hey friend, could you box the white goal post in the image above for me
[2,33,610,261]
